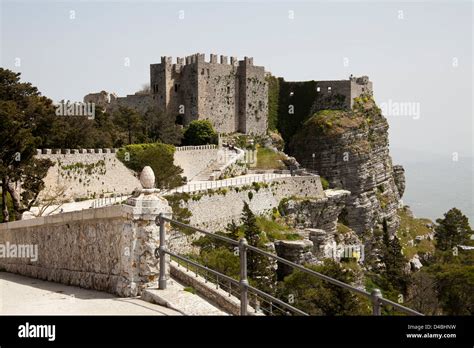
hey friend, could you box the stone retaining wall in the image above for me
[0,202,169,297]
[174,146,220,181]
[185,176,324,231]
[35,151,140,202]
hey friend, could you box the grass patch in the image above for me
[397,207,435,259]
[256,216,302,241]
[255,147,286,169]
[183,286,196,294]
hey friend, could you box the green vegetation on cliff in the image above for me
[266,74,280,131]
[275,79,318,147]
[397,207,435,259]
[277,259,370,315]
[255,147,286,169]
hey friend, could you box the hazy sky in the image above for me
[1,0,472,160]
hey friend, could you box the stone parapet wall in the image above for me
[0,203,167,297]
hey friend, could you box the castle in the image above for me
[84,53,373,136]
[151,53,268,135]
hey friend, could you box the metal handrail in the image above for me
[168,252,307,316]
[156,214,423,316]
[171,258,297,316]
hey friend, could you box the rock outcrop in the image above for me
[274,239,315,279]
[278,189,350,234]
[289,98,404,239]
[392,165,406,199]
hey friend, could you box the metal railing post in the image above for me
[158,213,167,290]
[371,288,382,315]
[239,238,249,316]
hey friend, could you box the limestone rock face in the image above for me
[392,165,406,199]
[274,239,315,279]
[279,189,350,234]
[408,254,423,271]
[289,100,403,238]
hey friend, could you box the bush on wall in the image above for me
[116,142,185,189]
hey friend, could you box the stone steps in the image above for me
[192,148,240,181]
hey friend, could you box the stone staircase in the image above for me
[191,147,242,181]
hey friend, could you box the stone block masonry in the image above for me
[0,187,173,297]
[183,176,324,231]
[34,145,224,202]
[173,145,219,181]
[150,53,268,135]
[35,149,140,202]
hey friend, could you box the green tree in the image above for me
[240,202,276,293]
[183,120,217,145]
[278,259,368,315]
[405,270,440,315]
[113,106,143,145]
[432,262,474,315]
[142,109,183,145]
[380,219,409,294]
[0,68,54,221]
[434,208,472,251]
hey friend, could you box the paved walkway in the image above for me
[0,272,181,315]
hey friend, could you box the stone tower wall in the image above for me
[150,53,268,135]
[238,60,268,134]
[196,57,238,133]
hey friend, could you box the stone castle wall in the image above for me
[35,149,140,202]
[84,91,155,115]
[34,146,222,202]
[173,145,219,181]
[151,53,268,135]
[183,176,324,231]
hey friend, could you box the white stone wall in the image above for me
[36,150,140,202]
[184,176,324,231]
[174,146,219,181]
[0,204,164,297]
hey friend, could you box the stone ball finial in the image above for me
[140,166,155,189]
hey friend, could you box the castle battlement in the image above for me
[150,53,268,135]
[36,145,218,156]
[37,148,119,155]
[159,53,257,68]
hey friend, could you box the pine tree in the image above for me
[435,208,472,251]
[240,202,276,293]
[380,219,409,294]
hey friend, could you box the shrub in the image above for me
[320,177,330,190]
[183,120,218,145]
[116,142,185,189]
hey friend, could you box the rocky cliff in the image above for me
[289,97,405,240]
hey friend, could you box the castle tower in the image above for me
[150,53,268,135]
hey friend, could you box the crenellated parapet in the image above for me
[36,148,119,155]
[174,144,218,152]
[158,53,257,69]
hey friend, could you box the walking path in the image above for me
[0,272,181,315]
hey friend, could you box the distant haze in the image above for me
[1,0,472,221]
